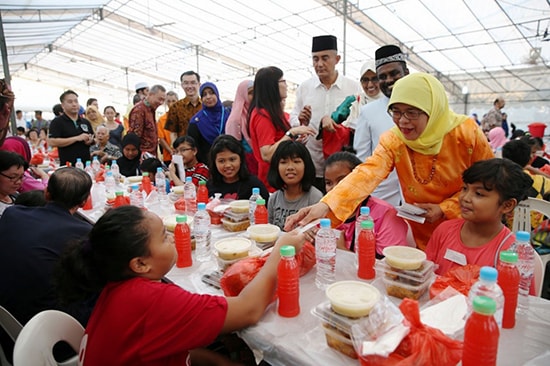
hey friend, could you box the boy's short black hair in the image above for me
[14,190,46,207]
[502,139,531,167]
[462,158,533,204]
[140,158,163,176]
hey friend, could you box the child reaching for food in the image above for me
[55,205,304,365]
[207,135,269,201]
[425,158,533,276]
[311,151,408,256]
[267,141,323,230]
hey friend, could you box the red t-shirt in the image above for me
[80,277,227,366]
[249,108,289,192]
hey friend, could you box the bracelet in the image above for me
[285,130,295,139]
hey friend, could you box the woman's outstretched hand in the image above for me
[284,202,329,232]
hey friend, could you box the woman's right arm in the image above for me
[221,232,305,333]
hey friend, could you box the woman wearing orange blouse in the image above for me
[286,73,494,250]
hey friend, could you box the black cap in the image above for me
[375,45,406,68]
[312,35,337,52]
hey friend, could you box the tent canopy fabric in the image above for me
[1,0,549,121]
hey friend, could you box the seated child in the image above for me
[425,158,533,276]
[54,205,305,365]
[207,135,269,201]
[168,136,209,187]
[267,141,323,230]
[116,133,141,178]
[319,151,408,256]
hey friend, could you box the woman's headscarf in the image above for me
[225,80,253,144]
[117,133,141,177]
[85,105,105,132]
[388,73,468,155]
[190,82,229,145]
[488,127,507,151]
[359,61,382,102]
[0,136,31,162]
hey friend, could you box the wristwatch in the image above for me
[285,130,295,139]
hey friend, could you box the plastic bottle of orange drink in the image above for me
[174,215,192,268]
[497,251,520,329]
[462,296,499,366]
[357,220,376,280]
[197,180,209,204]
[141,172,153,195]
[277,245,300,317]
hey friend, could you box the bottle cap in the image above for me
[252,187,260,195]
[197,202,206,210]
[500,250,518,263]
[76,158,82,162]
[112,159,116,164]
[157,167,163,173]
[143,172,149,176]
[176,215,187,223]
[472,296,497,315]
[86,161,91,165]
[360,206,370,216]
[115,191,123,196]
[131,184,139,190]
[199,180,206,186]
[280,245,296,257]
[516,231,530,242]
[186,176,192,183]
[106,171,113,176]
[93,156,98,160]
[320,218,331,228]
[360,220,374,230]
[479,266,498,282]
[256,198,266,205]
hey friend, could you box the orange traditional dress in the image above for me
[321,73,494,250]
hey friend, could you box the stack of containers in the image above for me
[221,200,251,232]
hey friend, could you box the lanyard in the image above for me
[202,108,225,134]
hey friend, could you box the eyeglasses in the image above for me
[360,76,379,83]
[387,108,424,121]
[0,171,24,182]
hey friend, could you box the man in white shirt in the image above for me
[353,45,410,206]
[290,35,359,192]
[15,110,26,131]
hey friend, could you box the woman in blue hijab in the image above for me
[188,82,230,164]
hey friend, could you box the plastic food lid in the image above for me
[472,296,497,315]
[382,246,426,270]
[176,215,187,223]
[479,266,498,282]
[252,187,260,194]
[280,245,295,257]
[516,231,530,241]
[325,281,380,318]
[500,250,518,263]
[360,220,373,229]
[320,218,331,228]
[360,206,370,215]
[256,198,266,205]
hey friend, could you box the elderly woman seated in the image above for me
[90,125,122,164]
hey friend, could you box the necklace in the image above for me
[408,148,438,185]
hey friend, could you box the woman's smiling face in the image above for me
[389,103,429,140]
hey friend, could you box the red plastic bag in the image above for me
[394,299,462,366]
[30,152,44,165]
[220,242,316,297]
[174,196,186,213]
[429,264,480,299]
[320,124,352,159]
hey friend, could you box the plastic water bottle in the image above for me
[497,251,520,329]
[462,296,500,366]
[278,245,300,317]
[75,158,84,170]
[84,160,94,180]
[315,218,337,290]
[254,198,268,224]
[130,184,144,209]
[249,187,261,225]
[104,171,116,197]
[354,206,372,251]
[197,180,209,204]
[509,230,535,314]
[468,266,504,328]
[91,156,101,175]
[357,220,376,280]
[174,215,192,268]
[183,176,197,215]
[155,167,168,203]
[111,159,120,182]
[194,202,212,262]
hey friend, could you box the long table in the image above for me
[167,235,550,366]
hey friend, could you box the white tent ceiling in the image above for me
[1,0,550,123]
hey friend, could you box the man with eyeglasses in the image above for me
[353,45,410,206]
[165,70,202,141]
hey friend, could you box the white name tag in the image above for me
[444,249,467,266]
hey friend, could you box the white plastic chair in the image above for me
[534,251,544,297]
[13,310,83,366]
[0,306,23,366]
